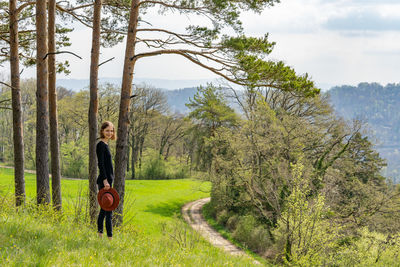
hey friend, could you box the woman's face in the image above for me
[102,125,114,140]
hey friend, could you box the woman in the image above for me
[96,121,116,240]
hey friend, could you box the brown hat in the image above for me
[97,188,120,211]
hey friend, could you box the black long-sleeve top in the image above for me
[96,140,114,187]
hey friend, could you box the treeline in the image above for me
[329,82,400,182]
[0,80,192,180]
[190,85,400,264]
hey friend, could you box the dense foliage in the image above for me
[0,80,190,180]
[186,84,400,263]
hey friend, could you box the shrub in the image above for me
[232,215,258,248]
[331,228,400,266]
[135,149,189,180]
[60,140,88,178]
[138,156,167,180]
[231,215,272,253]
[271,161,341,265]
[226,214,239,231]
[216,209,229,226]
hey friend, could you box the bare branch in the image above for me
[0,98,11,105]
[0,81,16,90]
[132,49,245,86]
[43,51,83,60]
[98,57,115,67]
[16,2,36,15]
[138,0,207,12]
[137,28,214,49]
[56,4,93,28]
[66,3,95,12]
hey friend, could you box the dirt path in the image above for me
[182,197,260,265]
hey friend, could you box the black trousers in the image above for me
[97,184,113,237]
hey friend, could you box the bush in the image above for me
[250,226,272,253]
[216,209,229,226]
[231,215,272,253]
[60,140,88,178]
[138,156,167,180]
[134,149,189,180]
[331,228,400,266]
[231,215,270,252]
[226,214,239,231]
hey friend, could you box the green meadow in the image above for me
[0,167,260,266]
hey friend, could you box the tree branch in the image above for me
[137,28,214,49]
[16,2,36,15]
[0,81,16,90]
[132,49,248,86]
[138,0,207,12]
[66,3,95,12]
[56,4,93,28]
[43,51,82,60]
[98,57,115,67]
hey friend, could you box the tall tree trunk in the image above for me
[88,0,102,223]
[126,144,130,172]
[114,0,140,225]
[48,0,62,211]
[36,0,50,205]
[138,136,144,170]
[164,144,171,161]
[9,0,25,207]
[131,133,136,179]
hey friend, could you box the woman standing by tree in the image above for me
[96,121,116,240]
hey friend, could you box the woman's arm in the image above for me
[96,143,108,184]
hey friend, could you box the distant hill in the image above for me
[328,82,400,182]
[56,77,218,91]
[164,87,197,114]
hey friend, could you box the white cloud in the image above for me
[324,10,400,32]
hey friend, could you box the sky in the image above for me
[3,0,400,90]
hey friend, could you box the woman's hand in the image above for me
[104,179,110,190]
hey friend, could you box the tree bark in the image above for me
[131,136,136,179]
[138,135,144,170]
[36,0,50,205]
[88,0,102,223]
[114,0,140,225]
[9,0,25,207]
[126,144,130,172]
[48,0,62,211]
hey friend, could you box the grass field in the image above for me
[0,167,261,266]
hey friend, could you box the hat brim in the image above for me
[97,187,120,211]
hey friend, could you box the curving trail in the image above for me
[182,197,260,265]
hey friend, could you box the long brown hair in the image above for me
[99,121,116,140]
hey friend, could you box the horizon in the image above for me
[54,77,398,92]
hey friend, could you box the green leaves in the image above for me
[186,84,239,171]
[222,34,275,54]
[187,84,238,130]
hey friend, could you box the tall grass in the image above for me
[0,167,260,266]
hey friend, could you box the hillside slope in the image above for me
[328,82,400,182]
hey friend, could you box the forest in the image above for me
[2,0,400,265]
[329,82,400,183]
